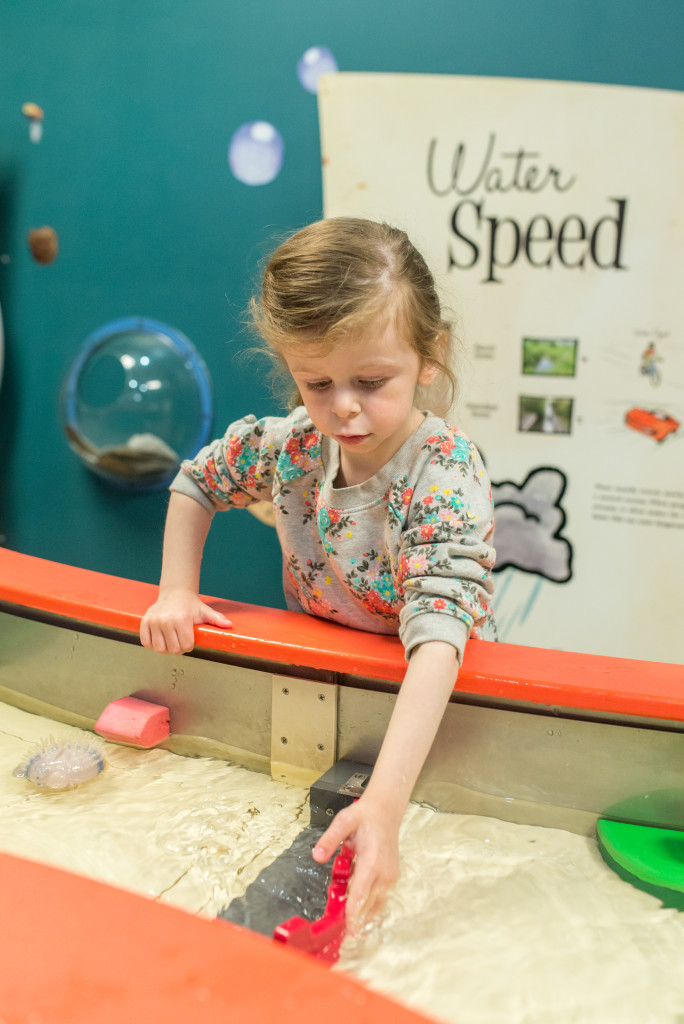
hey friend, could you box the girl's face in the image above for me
[283,321,437,486]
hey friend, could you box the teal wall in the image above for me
[1,0,682,608]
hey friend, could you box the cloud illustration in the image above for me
[492,467,572,583]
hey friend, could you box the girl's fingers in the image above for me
[158,623,183,654]
[177,621,196,653]
[143,621,168,654]
[140,600,233,656]
[345,874,372,933]
[312,807,356,863]
[202,606,233,629]
[346,870,389,934]
[141,609,227,655]
[139,619,152,650]
[141,617,188,654]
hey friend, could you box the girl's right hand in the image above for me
[139,588,233,654]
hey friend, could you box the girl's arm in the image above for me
[312,638,458,932]
[141,410,309,653]
[140,491,233,654]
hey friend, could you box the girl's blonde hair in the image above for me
[249,217,458,415]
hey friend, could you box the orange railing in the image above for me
[1,545,682,720]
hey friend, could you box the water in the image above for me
[0,701,308,913]
[339,810,684,1023]
[3,700,684,1023]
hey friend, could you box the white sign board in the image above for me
[320,74,684,663]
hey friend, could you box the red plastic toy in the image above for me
[273,844,354,963]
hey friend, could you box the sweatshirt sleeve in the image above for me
[169,413,291,513]
[397,427,496,663]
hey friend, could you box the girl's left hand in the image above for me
[312,793,402,934]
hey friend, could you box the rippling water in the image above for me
[3,700,684,1024]
[0,701,309,914]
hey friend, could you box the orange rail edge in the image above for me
[1,546,682,720]
[0,850,430,1024]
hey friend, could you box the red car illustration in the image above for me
[625,407,680,442]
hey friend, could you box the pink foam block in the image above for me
[95,696,170,748]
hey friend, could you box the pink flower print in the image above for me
[402,551,429,577]
[282,431,321,476]
[201,456,220,492]
[358,587,396,619]
[230,491,253,508]
[419,524,435,540]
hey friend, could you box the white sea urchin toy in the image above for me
[13,737,105,790]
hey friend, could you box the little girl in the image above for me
[140,217,496,932]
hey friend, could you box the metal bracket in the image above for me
[338,771,370,798]
[271,675,338,786]
[309,761,373,826]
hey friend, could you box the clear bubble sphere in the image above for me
[61,317,212,492]
[296,46,338,93]
[228,121,284,186]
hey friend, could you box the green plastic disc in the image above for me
[597,818,684,910]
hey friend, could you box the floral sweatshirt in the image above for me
[171,407,496,662]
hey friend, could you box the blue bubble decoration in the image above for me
[61,317,212,493]
[228,121,284,186]
[296,47,338,93]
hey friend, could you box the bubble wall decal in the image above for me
[228,121,284,186]
[296,47,338,94]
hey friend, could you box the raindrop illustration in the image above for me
[296,47,338,93]
[228,121,284,186]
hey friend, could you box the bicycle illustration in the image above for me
[640,342,662,386]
